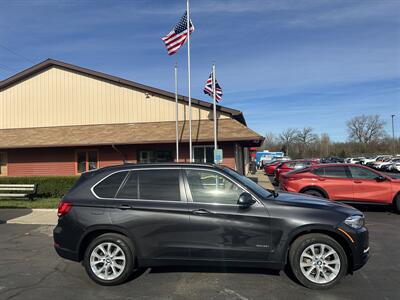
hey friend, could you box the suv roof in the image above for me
[84,162,222,174]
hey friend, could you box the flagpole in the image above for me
[186,0,193,162]
[212,64,217,152]
[174,63,179,162]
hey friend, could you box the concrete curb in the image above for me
[1,209,57,225]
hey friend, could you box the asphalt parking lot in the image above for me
[0,208,399,300]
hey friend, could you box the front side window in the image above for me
[186,170,245,205]
[349,166,378,180]
[94,171,128,198]
[76,150,98,173]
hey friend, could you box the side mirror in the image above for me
[376,175,386,182]
[237,192,256,208]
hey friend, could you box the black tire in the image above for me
[289,233,348,289]
[303,189,325,198]
[393,194,400,214]
[83,233,135,286]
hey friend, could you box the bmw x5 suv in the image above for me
[54,163,369,289]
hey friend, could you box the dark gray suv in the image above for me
[54,163,369,289]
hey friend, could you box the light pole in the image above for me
[392,114,396,156]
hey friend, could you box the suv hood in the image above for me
[270,192,360,214]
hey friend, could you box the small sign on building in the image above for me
[214,149,223,164]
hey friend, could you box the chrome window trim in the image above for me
[91,167,185,202]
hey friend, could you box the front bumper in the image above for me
[338,225,369,271]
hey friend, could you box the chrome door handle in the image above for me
[191,209,213,215]
[118,204,132,210]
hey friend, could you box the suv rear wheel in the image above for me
[289,233,348,289]
[83,233,135,285]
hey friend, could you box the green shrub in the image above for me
[0,176,79,198]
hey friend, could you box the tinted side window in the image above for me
[116,171,138,199]
[323,167,348,178]
[349,166,378,179]
[94,171,128,198]
[312,168,325,176]
[186,170,245,205]
[138,169,181,201]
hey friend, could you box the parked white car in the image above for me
[347,157,365,164]
[361,155,391,165]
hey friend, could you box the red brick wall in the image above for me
[8,148,75,176]
[5,143,237,176]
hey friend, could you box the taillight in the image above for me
[57,201,72,217]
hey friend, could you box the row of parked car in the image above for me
[343,155,400,172]
[263,158,400,212]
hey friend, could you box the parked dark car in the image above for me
[54,163,369,289]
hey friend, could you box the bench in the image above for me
[0,184,38,200]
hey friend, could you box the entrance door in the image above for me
[0,152,7,176]
[193,146,214,163]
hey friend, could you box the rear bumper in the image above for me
[54,243,80,262]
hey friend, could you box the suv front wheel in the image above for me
[83,233,135,285]
[289,233,348,289]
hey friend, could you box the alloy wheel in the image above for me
[299,243,341,284]
[90,242,126,281]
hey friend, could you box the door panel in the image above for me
[348,166,392,203]
[110,169,190,259]
[184,169,271,261]
[315,166,353,200]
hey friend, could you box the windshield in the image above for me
[223,167,272,199]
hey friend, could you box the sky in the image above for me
[0,0,399,141]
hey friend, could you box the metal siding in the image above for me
[0,67,229,129]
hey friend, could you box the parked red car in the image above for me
[273,160,318,184]
[264,161,282,175]
[280,163,400,212]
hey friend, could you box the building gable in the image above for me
[0,60,235,129]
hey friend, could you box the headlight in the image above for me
[344,215,365,229]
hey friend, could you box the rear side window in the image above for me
[116,172,138,199]
[314,166,348,178]
[137,169,181,201]
[311,167,325,176]
[93,171,128,198]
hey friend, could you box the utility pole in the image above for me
[392,114,396,156]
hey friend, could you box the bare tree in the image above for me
[279,128,299,156]
[297,127,317,146]
[260,132,276,150]
[346,114,386,144]
[296,127,318,157]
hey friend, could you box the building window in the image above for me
[193,146,214,163]
[0,152,7,176]
[76,150,98,173]
[139,150,172,164]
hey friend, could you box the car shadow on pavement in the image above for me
[349,204,396,214]
[0,208,33,224]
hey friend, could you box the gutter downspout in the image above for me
[112,144,127,164]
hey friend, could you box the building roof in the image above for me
[0,119,263,149]
[0,59,247,125]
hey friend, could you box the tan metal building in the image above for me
[0,59,262,176]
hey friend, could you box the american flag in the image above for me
[204,73,223,102]
[162,12,194,55]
